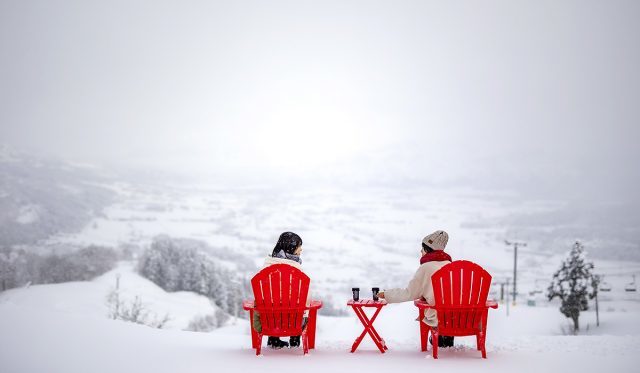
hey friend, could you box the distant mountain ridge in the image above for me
[0,146,115,247]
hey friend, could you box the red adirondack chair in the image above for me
[414,260,498,359]
[242,264,322,355]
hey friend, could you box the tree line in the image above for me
[137,235,251,319]
[0,245,118,291]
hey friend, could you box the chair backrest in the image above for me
[251,264,310,336]
[431,260,492,332]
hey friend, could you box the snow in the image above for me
[1,264,639,373]
[0,263,217,330]
[15,204,41,224]
[41,184,640,309]
[3,184,640,372]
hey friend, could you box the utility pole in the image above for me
[505,240,527,305]
[506,278,510,316]
[593,274,600,327]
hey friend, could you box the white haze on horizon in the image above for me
[1,0,639,204]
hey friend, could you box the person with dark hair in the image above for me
[252,232,311,349]
[378,230,455,348]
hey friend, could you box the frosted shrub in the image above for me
[185,309,230,332]
[106,288,171,329]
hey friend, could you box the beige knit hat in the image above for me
[422,230,449,251]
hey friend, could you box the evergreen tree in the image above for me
[547,241,596,333]
[137,235,249,321]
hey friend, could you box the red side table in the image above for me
[347,299,388,353]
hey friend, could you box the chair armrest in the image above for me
[246,300,323,312]
[308,300,323,310]
[414,299,435,309]
[251,302,323,312]
[415,299,499,310]
[242,300,255,311]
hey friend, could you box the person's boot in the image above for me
[267,337,289,349]
[289,336,301,348]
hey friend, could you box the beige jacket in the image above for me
[384,260,451,326]
[263,256,312,314]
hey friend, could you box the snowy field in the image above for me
[43,183,640,303]
[1,263,639,373]
[3,183,639,373]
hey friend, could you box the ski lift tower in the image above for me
[505,239,527,305]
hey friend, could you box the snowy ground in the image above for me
[0,263,217,330]
[1,263,639,373]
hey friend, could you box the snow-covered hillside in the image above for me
[1,267,639,373]
[0,147,114,248]
[0,263,218,330]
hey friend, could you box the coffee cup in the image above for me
[372,287,380,301]
[352,287,360,301]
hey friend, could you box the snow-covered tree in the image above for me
[0,248,16,291]
[137,235,250,321]
[0,246,117,290]
[547,241,596,333]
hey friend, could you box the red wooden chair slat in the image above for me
[462,267,473,328]
[290,274,301,329]
[243,264,322,355]
[414,260,498,359]
[270,270,282,331]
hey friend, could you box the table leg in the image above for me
[351,306,387,353]
[350,306,368,352]
[361,307,387,350]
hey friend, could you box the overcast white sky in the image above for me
[1,0,639,201]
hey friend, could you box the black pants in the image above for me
[430,335,454,347]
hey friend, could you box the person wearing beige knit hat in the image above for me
[422,230,449,251]
[378,230,455,347]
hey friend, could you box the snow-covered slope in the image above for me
[1,279,639,373]
[0,262,217,330]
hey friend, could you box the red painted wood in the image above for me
[347,299,387,307]
[270,270,282,331]
[419,308,428,351]
[348,300,388,353]
[292,272,302,330]
[461,266,473,329]
[414,260,498,359]
[243,264,322,355]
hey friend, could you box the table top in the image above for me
[347,299,387,307]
